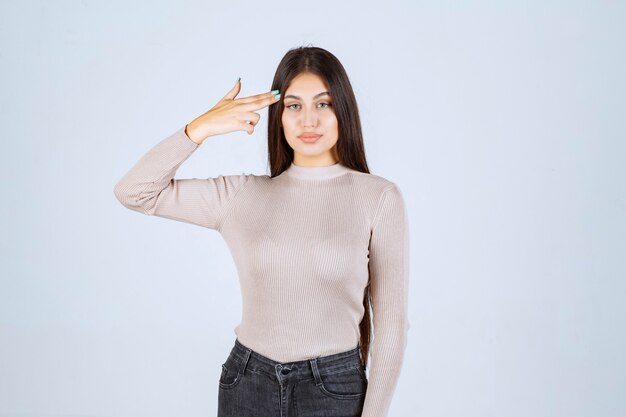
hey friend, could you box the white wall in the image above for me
[1,0,624,416]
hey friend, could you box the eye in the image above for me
[285,102,332,110]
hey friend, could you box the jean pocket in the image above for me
[218,357,244,390]
[318,365,368,400]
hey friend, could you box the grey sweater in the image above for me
[114,125,410,417]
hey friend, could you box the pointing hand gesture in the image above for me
[185,79,281,144]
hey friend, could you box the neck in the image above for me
[284,161,352,180]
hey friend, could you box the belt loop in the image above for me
[357,342,365,370]
[309,358,323,386]
[241,346,252,376]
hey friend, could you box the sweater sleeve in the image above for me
[113,125,251,231]
[362,183,411,417]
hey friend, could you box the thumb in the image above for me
[221,77,241,101]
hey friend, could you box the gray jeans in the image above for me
[217,338,368,417]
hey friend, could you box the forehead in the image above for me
[285,73,330,98]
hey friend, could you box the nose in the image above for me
[302,107,317,128]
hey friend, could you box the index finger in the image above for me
[237,90,279,104]
[241,91,281,111]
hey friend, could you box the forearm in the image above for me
[113,125,199,214]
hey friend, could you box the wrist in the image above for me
[185,121,205,145]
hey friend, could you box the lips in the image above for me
[299,134,321,143]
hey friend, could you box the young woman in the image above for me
[114,46,410,417]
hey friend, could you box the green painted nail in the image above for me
[271,89,280,95]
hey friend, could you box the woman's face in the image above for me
[281,72,339,166]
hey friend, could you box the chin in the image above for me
[295,148,325,157]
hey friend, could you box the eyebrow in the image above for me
[283,91,331,100]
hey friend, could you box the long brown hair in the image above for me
[266,45,373,370]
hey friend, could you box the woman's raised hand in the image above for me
[185,79,281,144]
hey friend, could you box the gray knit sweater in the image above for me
[114,125,410,417]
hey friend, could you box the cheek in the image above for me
[323,115,339,133]
[281,112,294,128]
[322,111,338,124]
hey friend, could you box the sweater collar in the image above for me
[285,161,352,180]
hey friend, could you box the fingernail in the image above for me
[237,77,241,83]
[274,93,281,99]
[271,89,279,95]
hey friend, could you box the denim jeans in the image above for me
[217,338,368,417]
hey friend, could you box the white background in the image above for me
[1,1,624,416]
